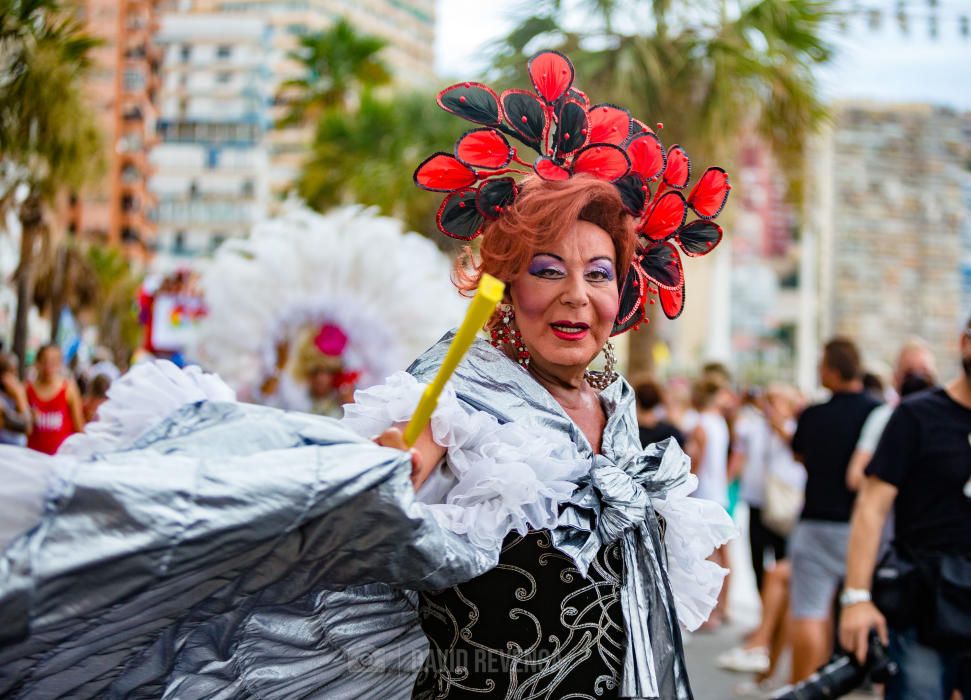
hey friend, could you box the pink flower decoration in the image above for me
[314,323,348,357]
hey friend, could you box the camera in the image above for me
[770,630,897,699]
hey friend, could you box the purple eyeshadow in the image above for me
[528,255,563,275]
[589,260,615,280]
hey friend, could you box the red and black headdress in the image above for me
[413,50,730,335]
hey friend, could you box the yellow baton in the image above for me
[403,273,505,447]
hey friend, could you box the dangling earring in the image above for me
[585,339,618,390]
[489,303,530,368]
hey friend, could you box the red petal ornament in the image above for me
[687,167,730,219]
[568,87,591,108]
[437,189,484,240]
[639,241,684,290]
[455,128,513,169]
[612,264,647,335]
[626,132,665,181]
[414,153,477,192]
[659,282,685,320]
[555,99,588,155]
[437,82,502,126]
[613,174,650,217]
[677,219,723,257]
[534,157,570,181]
[571,144,630,181]
[664,145,691,189]
[501,89,548,146]
[587,104,632,146]
[528,50,574,104]
[476,177,519,220]
[639,190,687,241]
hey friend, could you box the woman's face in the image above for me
[509,220,620,376]
[38,348,62,381]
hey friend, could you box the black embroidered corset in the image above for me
[413,529,626,699]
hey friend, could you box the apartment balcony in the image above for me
[120,177,158,207]
[119,149,157,181]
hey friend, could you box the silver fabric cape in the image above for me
[0,333,694,699]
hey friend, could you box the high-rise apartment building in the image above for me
[149,14,272,261]
[805,103,969,372]
[174,0,436,198]
[147,0,436,261]
[76,0,162,253]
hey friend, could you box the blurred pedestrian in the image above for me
[82,373,112,423]
[717,384,805,688]
[26,344,84,454]
[688,376,732,627]
[839,317,971,699]
[862,371,887,403]
[846,338,937,492]
[788,337,880,682]
[633,375,685,448]
[665,376,698,436]
[735,389,775,590]
[761,384,806,539]
[0,353,30,446]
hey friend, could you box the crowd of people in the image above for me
[629,322,971,699]
[0,344,118,454]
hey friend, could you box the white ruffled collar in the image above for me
[406,332,636,461]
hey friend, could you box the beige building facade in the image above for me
[804,102,969,377]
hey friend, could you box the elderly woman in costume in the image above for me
[0,52,733,700]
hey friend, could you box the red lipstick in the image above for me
[549,320,589,341]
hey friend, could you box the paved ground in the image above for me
[682,506,879,700]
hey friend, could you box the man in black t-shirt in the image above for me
[787,338,881,683]
[840,318,971,699]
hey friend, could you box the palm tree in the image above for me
[0,0,103,375]
[277,18,392,128]
[298,90,464,235]
[85,244,143,365]
[491,0,835,373]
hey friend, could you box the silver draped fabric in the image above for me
[0,332,694,699]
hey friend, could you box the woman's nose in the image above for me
[558,273,588,307]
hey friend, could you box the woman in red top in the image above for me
[26,344,85,454]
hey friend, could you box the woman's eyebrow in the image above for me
[588,256,615,264]
[533,252,564,261]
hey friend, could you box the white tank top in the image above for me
[692,411,730,507]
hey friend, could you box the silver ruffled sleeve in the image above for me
[0,400,495,698]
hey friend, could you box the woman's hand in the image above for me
[374,426,444,490]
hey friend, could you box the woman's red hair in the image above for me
[454,175,636,303]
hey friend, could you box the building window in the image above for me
[216,72,232,84]
[189,181,200,199]
[123,69,145,91]
[216,45,232,59]
[241,180,254,197]
[174,231,187,254]
[180,45,191,62]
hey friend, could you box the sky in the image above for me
[434,0,971,110]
